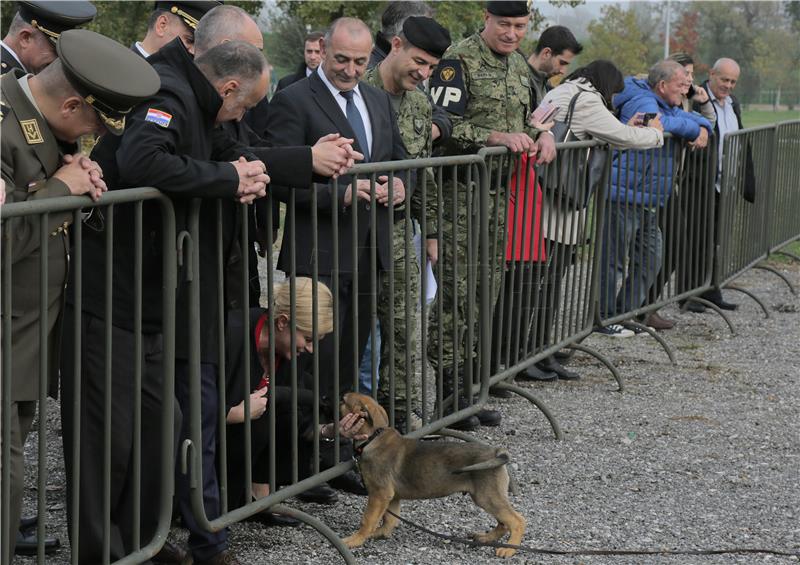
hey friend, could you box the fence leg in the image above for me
[490,382,563,440]
[565,343,624,392]
[622,320,677,366]
[683,297,737,336]
[753,263,797,295]
[269,504,356,565]
[723,285,770,319]
[433,429,520,495]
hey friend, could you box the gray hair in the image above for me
[323,17,372,45]
[195,40,266,86]
[194,5,253,55]
[380,1,433,37]
[647,60,685,88]
[7,13,29,35]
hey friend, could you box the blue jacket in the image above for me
[610,77,712,206]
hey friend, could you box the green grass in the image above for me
[741,109,800,127]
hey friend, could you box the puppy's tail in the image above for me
[452,449,509,474]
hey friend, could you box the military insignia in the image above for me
[1,62,6,69]
[20,119,44,144]
[430,59,467,116]
[145,108,172,128]
[413,118,425,135]
[439,67,456,82]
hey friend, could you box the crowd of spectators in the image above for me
[1,1,751,563]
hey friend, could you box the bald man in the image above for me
[692,57,753,311]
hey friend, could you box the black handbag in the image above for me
[545,90,609,210]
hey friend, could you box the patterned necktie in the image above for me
[340,89,370,162]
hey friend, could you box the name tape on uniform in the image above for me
[145,108,172,128]
[429,59,467,116]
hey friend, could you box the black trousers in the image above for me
[61,306,179,564]
[175,361,227,562]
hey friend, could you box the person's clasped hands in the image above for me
[312,133,364,178]
[55,153,107,201]
[231,156,269,204]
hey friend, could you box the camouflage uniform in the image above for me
[428,32,539,375]
[363,64,437,415]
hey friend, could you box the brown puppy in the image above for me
[340,392,526,558]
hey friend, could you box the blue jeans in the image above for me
[358,322,381,394]
[600,203,663,319]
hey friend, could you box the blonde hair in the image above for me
[273,277,334,335]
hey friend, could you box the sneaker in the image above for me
[594,324,635,338]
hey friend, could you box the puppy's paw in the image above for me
[495,547,517,558]
[342,534,366,548]
[373,527,393,539]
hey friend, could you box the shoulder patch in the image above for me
[145,108,172,128]
[429,59,467,116]
[20,118,44,144]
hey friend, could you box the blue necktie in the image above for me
[340,89,370,162]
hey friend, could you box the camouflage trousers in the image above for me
[375,217,420,413]
[427,179,507,375]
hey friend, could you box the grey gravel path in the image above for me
[20,261,799,565]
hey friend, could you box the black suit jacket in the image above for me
[275,63,308,92]
[265,69,409,276]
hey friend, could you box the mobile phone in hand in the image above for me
[643,112,657,125]
[531,101,559,124]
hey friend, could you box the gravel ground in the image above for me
[19,260,799,565]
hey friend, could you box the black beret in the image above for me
[16,1,96,44]
[402,16,451,59]
[154,1,222,30]
[486,1,531,18]
[57,29,161,135]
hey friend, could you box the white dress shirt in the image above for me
[709,87,739,190]
[315,65,373,155]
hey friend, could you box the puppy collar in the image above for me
[353,427,385,458]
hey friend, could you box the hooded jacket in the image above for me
[610,77,712,207]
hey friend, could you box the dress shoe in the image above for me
[701,290,738,311]
[153,540,187,564]
[680,299,706,313]
[14,529,60,556]
[295,483,338,504]
[193,549,241,565]
[474,407,502,426]
[645,311,675,330]
[329,469,368,495]
[516,364,557,382]
[537,356,580,381]
[443,413,481,431]
[247,510,301,527]
[711,298,738,311]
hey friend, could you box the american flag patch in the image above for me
[145,108,172,128]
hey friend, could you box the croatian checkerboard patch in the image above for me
[145,108,172,128]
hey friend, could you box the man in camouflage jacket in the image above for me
[361,15,449,431]
[427,1,556,429]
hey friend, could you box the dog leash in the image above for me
[383,509,800,559]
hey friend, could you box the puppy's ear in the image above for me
[364,398,389,428]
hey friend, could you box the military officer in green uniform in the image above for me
[427,1,557,429]
[361,16,450,432]
[0,29,160,561]
[1,1,96,75]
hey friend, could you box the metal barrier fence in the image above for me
[1,122,799,565]
[597,135,718,329]
[1,189,177,565]
[766,121,800,256]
